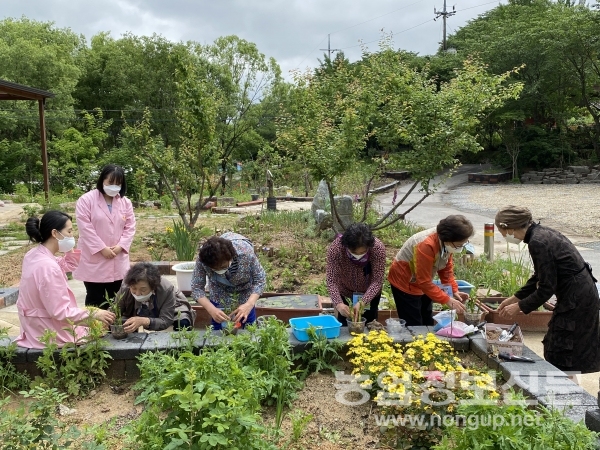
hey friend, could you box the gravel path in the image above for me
[445,184,600,239]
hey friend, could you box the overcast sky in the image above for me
[3,0,504,78]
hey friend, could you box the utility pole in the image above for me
[319,34,341,60]
[434,0,456,51]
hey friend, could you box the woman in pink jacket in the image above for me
[73,165,137,308]
[16,211,115,349]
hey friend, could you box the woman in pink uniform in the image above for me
[16,211,114,349]
[73,165,136,308]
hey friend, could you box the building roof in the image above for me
[0,79,55,101]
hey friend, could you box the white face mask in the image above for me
[132,292,153,303]
[504,233,522,245]
[444,245,464,254]
[349,252,367,260]
[56,231,76,252]
[104,185,121,197]
[213,261,231,275]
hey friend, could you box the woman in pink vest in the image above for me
[73,165,136,308]
[16,211,115,349]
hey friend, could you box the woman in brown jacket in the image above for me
[496,206,600,374]
[118,262,196,332]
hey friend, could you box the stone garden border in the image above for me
[3,325,597,430]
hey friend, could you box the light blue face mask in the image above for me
[504,233,522,245]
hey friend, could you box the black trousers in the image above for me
[337,291,381,326]
[84,280,123,309]
[391,285,434,326]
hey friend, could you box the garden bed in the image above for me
[477,297,553,332]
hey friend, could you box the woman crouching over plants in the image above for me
[117,262,196,333]
[326,223,386,327]
[387,215,471,326]
[16,211,115,349]
[191,233,266,330]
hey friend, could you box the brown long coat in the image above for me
[516,223,600,373]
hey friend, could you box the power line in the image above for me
[319,34,342,60]
[339,18,435,50]
[434,0,456,50]
[294,35,329,70]
[329,0,428,35]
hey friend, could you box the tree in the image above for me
[121,36,281,230]
[0,18,84,191]
[276,37,523,230]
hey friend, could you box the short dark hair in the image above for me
[341,222,375,251]
[437,215,474,242]
[124,262,162,291]
[25,210,72,244]
[199,236,236,267]
[96,164,127,196]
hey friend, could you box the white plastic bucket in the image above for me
[172,262,196,292]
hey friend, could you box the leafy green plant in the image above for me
[127,348,276,449]
[434,391,599,450]
[0,385,83,448]
[34,318,111,397]
[289,409,313,443]
[0,327,30,393]
[169,219,197,261]
[345,297,366,323]
[294,325,343,380]
[147,245,165,261]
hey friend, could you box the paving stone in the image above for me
[585,409,600,432]
[537,391,598,408]
[140,332,189,353]
[26,347,44,363]
[562,405,595,424]
[102,332,147,359]
[0,237,16,241]
[389,332,414,344]
[4,339,28,364]
[498,358,565,381]
[407,326,430,337]
[505,373,584,398]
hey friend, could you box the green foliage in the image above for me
[128,348,277,449]
[454,249,532,297]
[0,327,30,393]
[34,318,111,397]
[0,385,83,448]
[167,219,198,261]
[277,36,522,230]
[294,326,344,380]
[289,409,313,443]
[434,393,599,449]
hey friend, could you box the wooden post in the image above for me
[39,98,49,202]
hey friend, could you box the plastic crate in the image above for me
[433,279,475,294]
[289,315,342,342]
[485,323,524,356]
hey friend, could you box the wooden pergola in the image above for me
[0,79,55,201]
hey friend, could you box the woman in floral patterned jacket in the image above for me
[191,232,266,330]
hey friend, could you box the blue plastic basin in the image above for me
[289,315,342,342]
[433,279,475,294]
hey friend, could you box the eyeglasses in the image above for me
[449,240,469,249]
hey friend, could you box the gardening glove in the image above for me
[454,292,469,302]
[232,302,254,324]
[335,302,351,318]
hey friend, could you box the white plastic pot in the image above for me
[172,262,196,292]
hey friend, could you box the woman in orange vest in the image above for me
[387,215,472,326]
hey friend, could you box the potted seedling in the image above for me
[463,288,486,326]
[104,291,128,340]
[346,298,367,334]
[222,292,242,336]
